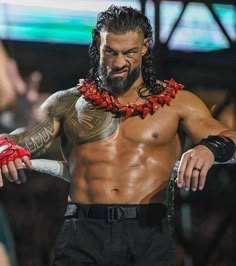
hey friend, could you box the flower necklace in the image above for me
[77,78,184,119]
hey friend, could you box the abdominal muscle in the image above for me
[68,141,177,204]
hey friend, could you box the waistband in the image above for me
[65,203,167,224]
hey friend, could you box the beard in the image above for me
[98,63,140,96]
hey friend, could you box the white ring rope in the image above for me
[24,153,236,183]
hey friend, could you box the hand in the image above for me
[0,156,32,187]
[0,137,32,187]
[176,145,214,191]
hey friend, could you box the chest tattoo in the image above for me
[64,97,120,144]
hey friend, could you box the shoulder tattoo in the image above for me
[64,97,120,144]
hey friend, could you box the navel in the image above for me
[152,133,159,139]
[111,188,120,193]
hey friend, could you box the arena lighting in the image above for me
[0,0,136,11]
[0,0,140,45]
[0,0,235,51]
[164,2,234,51]
[146,0,235,51]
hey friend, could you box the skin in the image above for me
[0,30,236,205]
[0,42,16,111]
[0,243,10,266]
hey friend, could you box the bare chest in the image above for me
[63,97,180,147]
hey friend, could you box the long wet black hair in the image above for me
[88,5,163,96]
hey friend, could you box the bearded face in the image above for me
[98,63,140,95]
[96,30,148,96]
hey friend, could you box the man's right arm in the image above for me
[0,91,62,187]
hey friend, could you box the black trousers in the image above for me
[52,203,175,266]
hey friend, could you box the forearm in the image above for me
[0,117,56,157]
[198,133,236,162]
[217,129,236,162]
[217,129,236,144]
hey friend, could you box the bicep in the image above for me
[179,91,229,144]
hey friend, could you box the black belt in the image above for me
[65,203,166,224]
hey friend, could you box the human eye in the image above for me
[124,50,136,57]
[104,48,115,56]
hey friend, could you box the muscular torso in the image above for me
[10,80,231,204]
[54,88,182,204]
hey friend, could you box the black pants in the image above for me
[53,203,175,266]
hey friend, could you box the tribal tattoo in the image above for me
[0,87,121,158]
[64,97,120,144]
[10,116,55,156]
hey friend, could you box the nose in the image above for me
[113,53,126,69]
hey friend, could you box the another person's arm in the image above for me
[0,243,11,266]
[0,42,16,111]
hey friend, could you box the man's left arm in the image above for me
[176,90,236,191]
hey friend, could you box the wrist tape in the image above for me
[0,137,30,167]
[198,135,236,162]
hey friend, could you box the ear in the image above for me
[142,38,150,56]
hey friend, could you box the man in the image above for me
[0,5,235,266]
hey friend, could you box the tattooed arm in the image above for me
[0,87,79,186]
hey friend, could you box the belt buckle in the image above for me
[107,206,125,223]
[65,204,78,219]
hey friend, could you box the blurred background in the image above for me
[0,0,235,265]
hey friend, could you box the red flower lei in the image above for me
[77,78,184,119]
